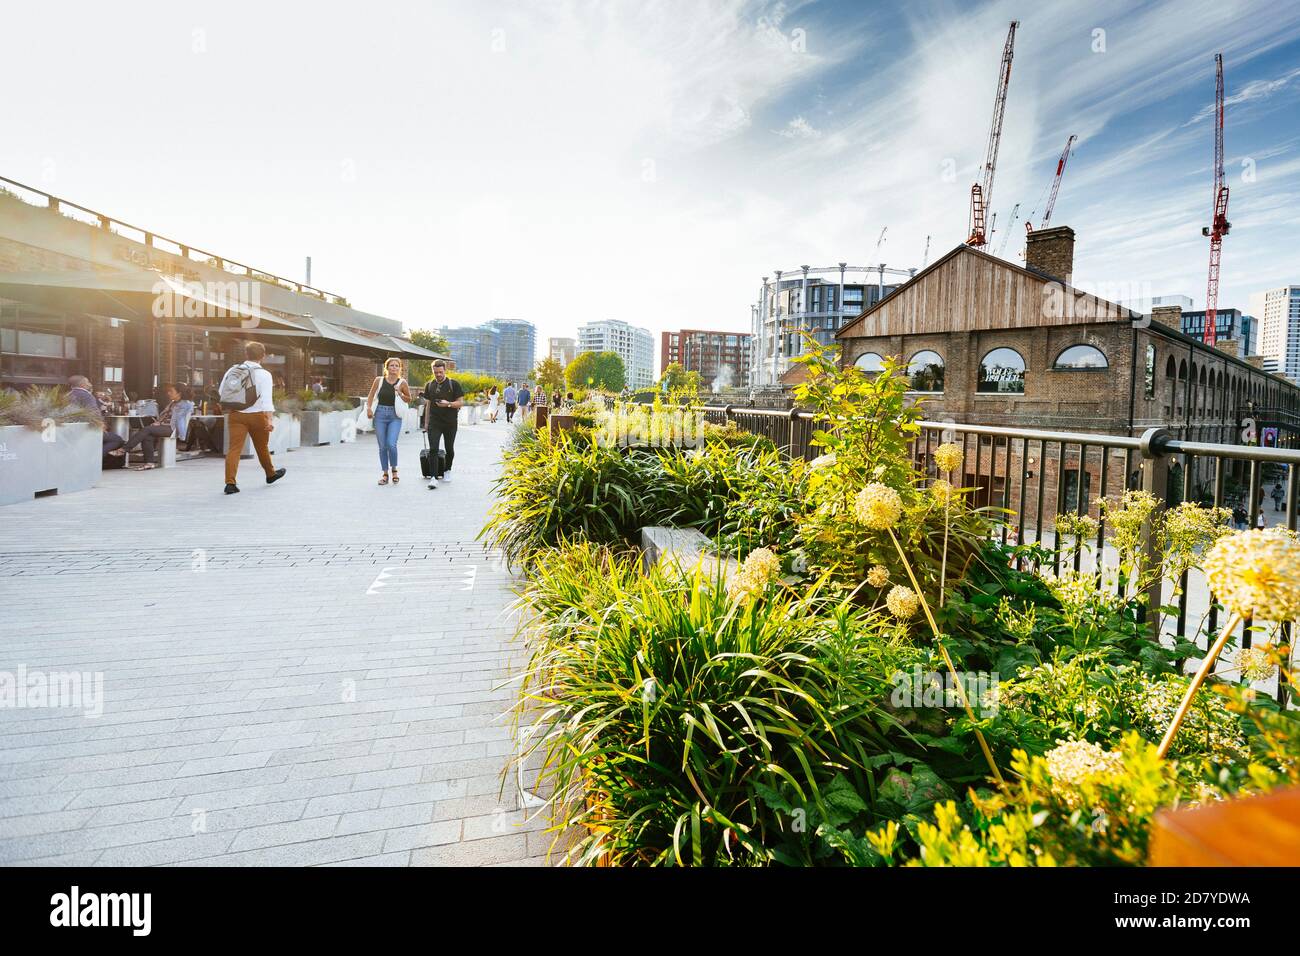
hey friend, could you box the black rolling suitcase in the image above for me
[419,431,446,479]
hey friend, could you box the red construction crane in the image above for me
[967,20,1019,250]
[1202,53,1230,347]
[1026,134,1076,233]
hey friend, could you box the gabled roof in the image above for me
[834,242,1143,340]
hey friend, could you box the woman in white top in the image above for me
[366,357,413,485]
[487,385,500,422]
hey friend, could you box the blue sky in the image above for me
[2,0,1298,353]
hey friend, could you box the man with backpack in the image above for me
[219,341,286,495]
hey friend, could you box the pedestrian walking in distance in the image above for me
[218,341,286,494]
[366,357,413,485]
[503,381,517,423]
[487,385,500,423]
[423,359,464,489]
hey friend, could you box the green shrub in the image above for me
[480,430,670,566]
[515,548,924,866]
[0,387,101,430]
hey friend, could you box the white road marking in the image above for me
[365,564,478,596]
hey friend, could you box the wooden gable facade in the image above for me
[835,244,1138,342]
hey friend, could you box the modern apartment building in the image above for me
[1180,308,1255,357]
[1252,285,1300,384]
[577,319,655,389]
[661,329,752,390]
[548,336,577,368]
[440,318,535,381]
[751,264,908,386]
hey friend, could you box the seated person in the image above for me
[112,382,185,469]
[176,385,218,452]
[67,375,125,461]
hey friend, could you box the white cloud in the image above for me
[774,116,821,139]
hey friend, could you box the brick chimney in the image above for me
[1150,305,1183,330]
[1214,338,1239,358]
[1024,225,1074,285]
[1246,355,1265,370]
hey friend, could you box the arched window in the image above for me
[1144,345,1156,398]
[1053,344,1109,369]
[907,350,945,392]
[978,347,1026,394]
[854,351,885,373]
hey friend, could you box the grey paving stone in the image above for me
[0,425,524,866]
[410,833,531,867]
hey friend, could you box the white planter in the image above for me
[458,405,480,426]
[301,410,344,446]
[284,415,301,451]
[402,406,419,434]
[0,423,101,507]
[267,414,293,455]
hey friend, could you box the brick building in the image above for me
[836,226,1300,515]
[661,328,752,389]
[0,178,445,403]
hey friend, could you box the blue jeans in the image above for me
[374,405,401,471]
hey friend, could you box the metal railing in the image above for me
[0,174,348,303]
[608,397,1298,701]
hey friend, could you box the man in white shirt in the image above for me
[223,341,286,494]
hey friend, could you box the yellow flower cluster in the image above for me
[1203,529,1300,621]
[886,584,919,620]
[930,478,956,506]
[1133,675,1247,762]
[726,547,781,601]
[1043,739,1124,809]
[1098,490,1161,568]
[854,483,903,530]
[866,564,890,588]
[1237,646,1274,683]
[995,596,1037,641]
[934,442,963,474]
[1054,511,1099,542]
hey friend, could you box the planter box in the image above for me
[283,415,301,451]
[458,405,480,426]
[0,423,101,507]
[300,410,344,446]
[402,407,419,434]
[267,413,294,455]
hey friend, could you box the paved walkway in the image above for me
[0,418,552,866]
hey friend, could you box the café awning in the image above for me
[373,335,448,361]
[0,268,311,332]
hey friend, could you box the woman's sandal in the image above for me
[391,469,400,484]
[378,473,389,485]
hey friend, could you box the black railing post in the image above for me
[1138,427,1172,643]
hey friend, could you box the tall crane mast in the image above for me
[1202,54,1230,348]
[967,20,1019,250]
[1026,134,1077,233]
[997,203,1021,256]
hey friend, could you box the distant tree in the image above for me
[658,362,701,396]
[406,329,452,383]
[534,356,566,393]
[566,351,625,392]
